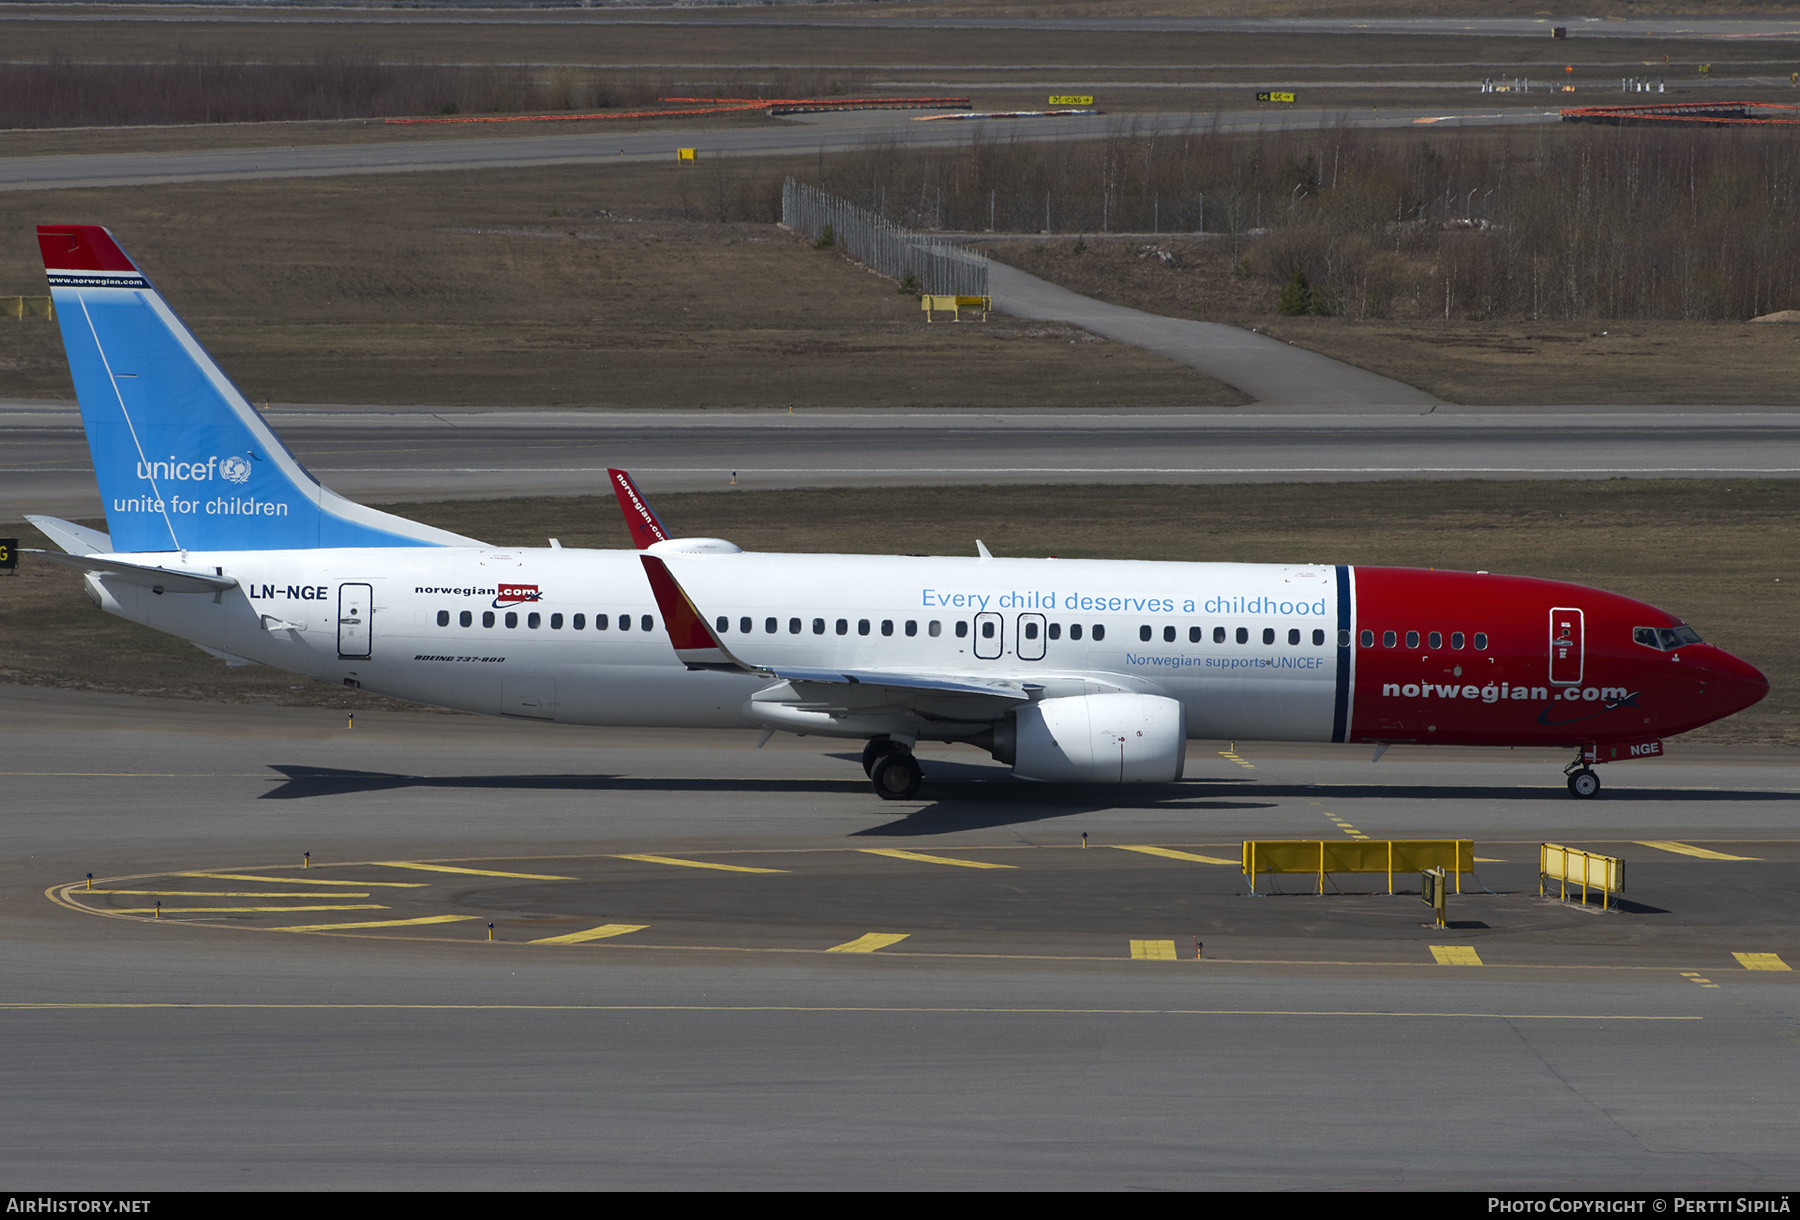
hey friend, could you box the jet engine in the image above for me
[990,693,1187,783]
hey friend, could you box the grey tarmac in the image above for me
[3,684,1797,1189]
[8,400,1800,521]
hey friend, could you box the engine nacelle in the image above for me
[999,693,1187,783]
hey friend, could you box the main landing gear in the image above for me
[1564,754,1602,799]
[862,737,924,800]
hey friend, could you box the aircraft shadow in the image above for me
[257,765,1793,817]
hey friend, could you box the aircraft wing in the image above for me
[638,553,1030,712]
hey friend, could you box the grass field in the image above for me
[4,479,1793,744]
[985,236,1800,404]
[0,163,1237,409]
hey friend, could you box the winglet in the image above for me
[38,225,140,275]
[639,554,756,672]
[609,469,670,549]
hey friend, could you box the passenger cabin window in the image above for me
[882,620,894,637]
[1235,627,1248,645]
[1451,632,1464,650]
[460,610,473,628]
[551,613,563,629]
[716,617,729,633]
[1164,626,1176,643]
[1049,623,1062,640]
[482,611,495,628]
[1262,628,1276,645]
[1428,631,1442,649]
[1215,627,1227,644]
[929,621,942,637]
[527,612,540,629]
[618,614,629,632]
[1288,628,1300,645]
[981,620,996,640]
[1024,621,1039,640]
[437,610,450,627]
[595,614,609,630]
[1473,633,1489,650]
[833,618,846,636]
[789,618,802,634]
[955,621,969,639]
[1360,630,1373,647]
[1382,631,1395,648]
[1190,627,1202,643]
[1405,630,1419,649]
[505,612,519,629]
[765,617,777,634]
[859,619,870,636]
[1092,624,1106,642]
[641,615,653,632]
[573,614,585,630]
[1139,625,1153,642]
[1317,629,1329,646]
[905,620,918,637]
[1070,624,1084,641]
[740,617,752,634]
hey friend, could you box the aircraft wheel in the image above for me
[861,737,892,778]
[1567,769,1602,799]
[870,750,923,800]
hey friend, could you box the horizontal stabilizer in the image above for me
[25,514,112,556]
[27,548,238,594]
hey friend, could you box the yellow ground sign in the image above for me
[1049,95,1095,106]
[1257,91,1297,103]
[1242,839,1473,894]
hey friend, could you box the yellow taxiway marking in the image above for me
[525,928,648,942]
[0,1002,1703,1020]
[858,849,1013,870]
[177,873,428,888]
[90,890,373,898]
[1733,953,1791,971]
[614,854,787,874]
[1217,750,1256,770]
[1431,945,1483,966]
[1112,845,1238,866]
[1636,841,1759,861]
[1681,972,1721,988]
[374,862,578,880]
[111,904,387,914]
[826,933,910,953]
[1131,939,1178,960]
[530,923,649,945]
[267,915,479,933]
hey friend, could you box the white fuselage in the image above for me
[87,547,1348,741]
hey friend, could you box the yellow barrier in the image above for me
[1540,843,1625,909]
[677,148,697,162]
[1241,839,1474,895]
[1,296,53,321]
[921,294,990,322]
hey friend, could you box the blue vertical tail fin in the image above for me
[39,224,479,553]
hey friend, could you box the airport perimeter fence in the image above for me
[781,177,988,298]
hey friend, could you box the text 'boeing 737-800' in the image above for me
[23,225,1768,800]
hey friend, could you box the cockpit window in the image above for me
[1634,625,1703,651]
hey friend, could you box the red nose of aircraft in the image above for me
[1697,644,1770,721]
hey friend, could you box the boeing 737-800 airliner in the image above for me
[24,225,1768,800]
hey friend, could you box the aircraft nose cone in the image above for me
[1702,647,1769,717]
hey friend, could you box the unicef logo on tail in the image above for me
[220,455,252,484]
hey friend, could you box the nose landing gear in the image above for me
[1564,754,1602,799]
[863,736,924,800]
